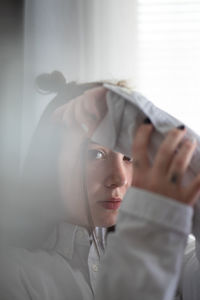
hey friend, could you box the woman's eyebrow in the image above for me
[88,141,101,147]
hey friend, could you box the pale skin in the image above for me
[86,142,133,227]
[55,87,200,229]
[132,123,200,206]
[58,137,133,228]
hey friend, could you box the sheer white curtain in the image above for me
[3,0,200,238]
[78,0,137,82]
[22,0,137,160]
[22,0,200,158]
[22,0,82,159]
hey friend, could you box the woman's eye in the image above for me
[87,149,106,160]
[123,156,133,163]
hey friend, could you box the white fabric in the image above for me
[0,223,97,300]
[92,84,200,300]
[177,238,200,300]
[92,83,200,240]
[0,188,192,300]
[96,188,192,300]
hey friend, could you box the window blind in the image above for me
[136,0,200,133]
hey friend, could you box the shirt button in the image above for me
[92,264,98,272]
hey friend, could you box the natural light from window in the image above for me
[136,0,200,134]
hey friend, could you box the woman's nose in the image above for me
[104,158,128,189]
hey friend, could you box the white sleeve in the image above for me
[95,187,193,300]
[178,237,200,300]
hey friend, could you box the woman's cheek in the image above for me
[86,164,103,194]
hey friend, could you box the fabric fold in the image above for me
[92,83,200,239]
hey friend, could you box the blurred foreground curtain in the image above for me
[0,0,137,237]
[22,0,137,157]
[2,0,200,241]
[78,0,137,82]
[0,1,24,230]
[2,0,200,205]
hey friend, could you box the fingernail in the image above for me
[143,117,152,124]
[177,125,185,130]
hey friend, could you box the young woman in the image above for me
[1,79,200,300]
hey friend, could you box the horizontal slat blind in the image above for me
[137,0,200,133]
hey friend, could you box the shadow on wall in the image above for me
[35,70,102,120]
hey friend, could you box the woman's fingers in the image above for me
[132,122,200,207]
[82,87,107,122]
[153,127,186,175]
[167,139,197,185]
[185,174,200,206]
[53,100,75,126]
[132,120,153,172]
[53,86,107,137]
[75,87,107,136]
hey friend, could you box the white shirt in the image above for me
[178,238,200,300]
[0,187,193,300]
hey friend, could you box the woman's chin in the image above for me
[94,215,117,228]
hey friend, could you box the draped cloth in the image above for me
[92,83,200,240]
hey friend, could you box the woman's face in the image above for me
[86,142,133,227]
[59,137,133,228]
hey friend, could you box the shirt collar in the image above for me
[43,222,91,260]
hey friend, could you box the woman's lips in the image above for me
[99,198,122,210]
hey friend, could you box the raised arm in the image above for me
[95,121,200,300]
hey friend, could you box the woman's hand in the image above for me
[56,87,108,225]
[132,119,200,206]
[53,86,107,138]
